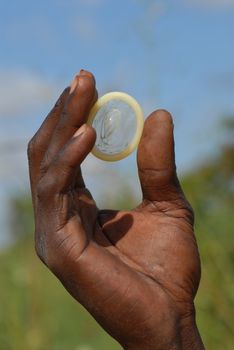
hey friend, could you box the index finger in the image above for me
[28,87,70,203]
[41,70,97,173]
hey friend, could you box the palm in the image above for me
[52,185,200,347]
[98,206,199,303]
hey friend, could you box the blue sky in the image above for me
[0,0,234,245]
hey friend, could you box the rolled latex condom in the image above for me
[87,92,144,161]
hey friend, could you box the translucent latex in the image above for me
[93,99,137,155]
[87,92,144,161]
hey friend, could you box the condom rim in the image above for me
[87,92,144,161]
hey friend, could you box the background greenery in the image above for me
[0,120,233,350]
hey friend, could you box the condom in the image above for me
[87,92,144,161]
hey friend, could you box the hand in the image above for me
[28,70,205,350]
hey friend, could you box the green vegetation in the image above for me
[0,234,121,350]
[0,120,233,350]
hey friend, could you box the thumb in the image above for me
[137,109,182,202]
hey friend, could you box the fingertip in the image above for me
[140,109,174,145]
[74,123,88,137]
[69,70,96,96]
[73,124,96,147]
[79,69,96,83]
[145,109,174,128]
[77,75,96,96]
[65,73,97,125]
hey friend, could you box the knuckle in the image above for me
[39,151,51,175]
[36,176,56,200]
[27,133,45,161]
[27,136,37,159]
[36,181,46,199]
[139,167,176,188]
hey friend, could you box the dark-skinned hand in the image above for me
[28,70,205,350]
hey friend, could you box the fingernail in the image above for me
[79,69,86,76]
[74,124,87,137]
[69,75,78,94]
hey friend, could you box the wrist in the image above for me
[179,315,205,350]
[123,315,205,350]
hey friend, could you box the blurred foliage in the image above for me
[0,232,121,350]
[182,159,234,348]
[0,119,234,350]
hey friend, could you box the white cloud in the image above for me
[0,70,54,118]
[182,0,234,8]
